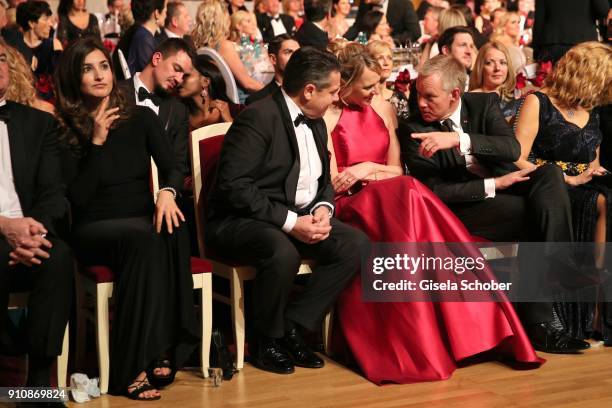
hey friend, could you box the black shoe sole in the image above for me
[293,360,325,369]
[534,347,584,354]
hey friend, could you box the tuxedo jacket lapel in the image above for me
[272,91,300,207]
[158,100,171,132]
[460,101,472,134]
[6,106,26,200]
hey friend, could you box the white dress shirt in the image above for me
[164,28,182,39]
[133,73,160,115]
[268,14,288,37]
[0,100,24,218]
[281,90,334,233]
[444,100,496,198]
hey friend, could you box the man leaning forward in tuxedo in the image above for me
[0,41,73,390]
[399,55,590,354]
[206,47,370,374]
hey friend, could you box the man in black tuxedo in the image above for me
[246,34,300,105]
[155,1,195,51]
[345,0,421,44]
[206,47,369,374]
[399,55,589,354]
[294,0,331,50]
[0,42,73,388]
[257,0,296,43]
[119,38,194,180]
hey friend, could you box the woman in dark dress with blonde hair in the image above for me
[55,38,198,400]
[514,41,612,344]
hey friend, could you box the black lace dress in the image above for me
[527,91,612,344]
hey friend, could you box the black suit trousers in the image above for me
[448,164,573,324]
[0,235,73,358]
[207,217,369,338]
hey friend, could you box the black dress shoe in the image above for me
[250,337,295,374]
[526,322,590,354]
[278,328,324,369]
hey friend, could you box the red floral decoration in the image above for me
[394,69,411,94]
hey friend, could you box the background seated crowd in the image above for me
[0,0,611,404]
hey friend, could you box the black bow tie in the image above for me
[137,87,161,106]
[294,113,314,128]
[270,14,281,21]
[0,104,10,122]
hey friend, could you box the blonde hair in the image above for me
[438,8,467,36]
[493,10,519,39]
[229,10,254,42]
[367,40,393,60]
[420,55,466,93]
[327,37,350,55]
[191,0,231,49]
[2,41,39,107]
[469,41,516,101]
[329,40,381,94]
[546,42,612,111]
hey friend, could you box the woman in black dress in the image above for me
[56,0,101,47]
[55,38,198,400]
[514,41,612,344]
[16,1,63,101]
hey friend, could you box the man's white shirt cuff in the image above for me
[282,210,298,233]
[484,178,496,199]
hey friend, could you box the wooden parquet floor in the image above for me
[59,342,612,408]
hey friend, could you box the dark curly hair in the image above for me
[54,37,131,155]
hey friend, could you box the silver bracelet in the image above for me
[157,187,177,200]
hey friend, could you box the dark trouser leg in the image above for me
[285,219,369,332]
[0,239,12,353]
[0,235,74,385]
[207,218,369,338]
[508,164,574,324]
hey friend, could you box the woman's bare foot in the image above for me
[126,371,161,400]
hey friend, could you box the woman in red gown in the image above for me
[324,41,543,384]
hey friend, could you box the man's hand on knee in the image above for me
[8,235,53,267]
[0,216,48,249]
[289,215,332,244]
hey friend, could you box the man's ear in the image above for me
[450,87,462,103]
[303,83,316,101]
[269,53,277,68]
[151,51,163,67]
[441,45,450,56]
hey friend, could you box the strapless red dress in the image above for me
[331,104,543,384]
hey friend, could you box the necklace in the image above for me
[567,109,575,118]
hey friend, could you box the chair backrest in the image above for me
[116,48,131,80]
[150,158,159,199]
[190,123,232,257]
[197,47,240,105]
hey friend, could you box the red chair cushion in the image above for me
[82,265,114,283]
[190,256,212,274]
[82,257,211,284]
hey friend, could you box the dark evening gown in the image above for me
[57,14,101,47]
[28,39,60,102]
[62,107,199,394]
[331,104,543,384]
[528,91,612,344]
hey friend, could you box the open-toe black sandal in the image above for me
[147,358,176,388]
[125,378,161,401]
